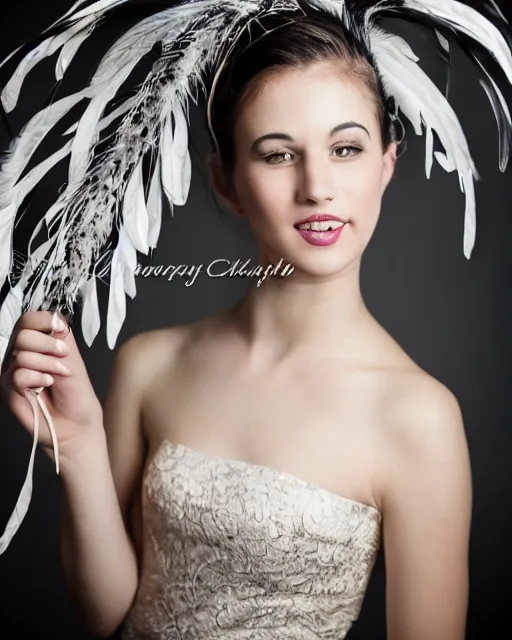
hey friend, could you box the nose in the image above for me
[296,155,335,205]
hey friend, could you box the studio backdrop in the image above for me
[0,1,511,639]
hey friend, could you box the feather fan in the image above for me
[0,0,511,554]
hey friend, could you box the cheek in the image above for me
[341,159,384,210]
[238,166,289,219]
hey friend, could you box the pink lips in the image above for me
[294,214,347,247]
[297,226,345,246]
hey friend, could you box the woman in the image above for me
[3,1,507,638]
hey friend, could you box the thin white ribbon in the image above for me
[0,323,60,554]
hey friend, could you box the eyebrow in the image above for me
[250,121,371,152]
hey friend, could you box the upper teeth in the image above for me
[298,221,344,231]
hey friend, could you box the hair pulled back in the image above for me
[208,12,398,181]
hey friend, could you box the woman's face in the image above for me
[213,60,397,277]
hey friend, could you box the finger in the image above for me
[11,368,54,393]
[18,310,70,336]
[15,330,69,357]
[14,351,72,377]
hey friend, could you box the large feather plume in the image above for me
[0,0,301,557]
[0,0,295,367]
[0,0,511,361]
[323,0,512,259]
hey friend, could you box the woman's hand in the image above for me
[0,310,104,462]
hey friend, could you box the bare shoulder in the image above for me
[366,321,468,466]
[116,325,186,378]
[384,368,467,465]
[114,310,226,392]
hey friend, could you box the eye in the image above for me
[263,145,363,164]
[333,145,363,159]
[263,151,294,165]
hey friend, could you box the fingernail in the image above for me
[44,374,54,386]
[55,361,71,376]
[51,315,66,332]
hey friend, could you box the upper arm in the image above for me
[382,380,472,640]
[102,333,152,525]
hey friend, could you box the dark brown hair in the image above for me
[208,13,396,182]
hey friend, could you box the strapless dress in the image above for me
[121,441,381,639]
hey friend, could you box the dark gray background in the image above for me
[0,1,511,638]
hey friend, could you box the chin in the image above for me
[261,226,365,278]
[276,248,361,280]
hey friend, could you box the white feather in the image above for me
[3,0,198,112]
[425,125,434,178]
[0,96,130,239]
[0,146,71,289]
[0,398,39,555]
[489,0,509,23]
[161,110,192,208]
[0,283,24,367]
[64,95,136,135]
[182,152,192,205]
[2,91,135,287]
[474,57,512,171]
[460,168,476,259]
[0,45,23,72]
[0,91,135,243]
[119,226,138,275]
[68,95,112,186]
[1,16,96,112]
[478,69,512,126]
[2,41,55,112]
[27,203,65,259]
[66,6,196,187]
[56,0,130,26]
[309,0,345,21]
[59,0,98,18]
[118,225,137,299]
[0,291,63,550]
[16,232,61,307]
[122,160,149,255]
[25,219,68,310]
[0,204,16,291]
[172,102,189,160]
[374,32,425,135]
[147,157,163,248]
[123,264,137,300]
[400,0,512,84]
[434,151,456,172]
[435,29,450,53]
[106,240,126,349]
[80,276,101,347]
[86,8,200,96]
[0,1,129,107]
[0,334,10,372]
[0,92,85,200]
[370,28,478,258]
[371,30,478,172]
[56,24,95,81]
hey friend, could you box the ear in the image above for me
[381,142,398,194]
[207,152,244,216]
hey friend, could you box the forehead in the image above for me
[237,62,378,137]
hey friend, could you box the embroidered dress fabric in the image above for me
[121,442,381,639]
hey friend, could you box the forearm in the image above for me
[59,430,138,638]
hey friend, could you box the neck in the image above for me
[231,259,372,368]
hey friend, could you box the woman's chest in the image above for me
[141,363,387,510]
